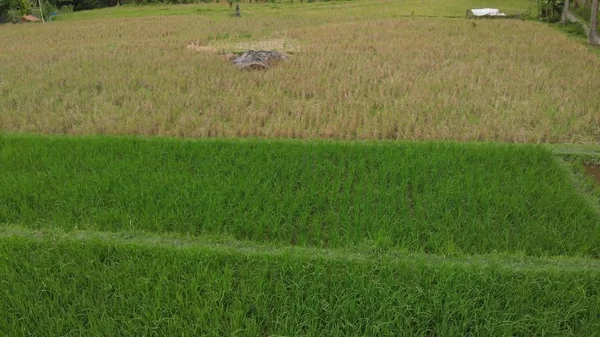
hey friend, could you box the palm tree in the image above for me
[589,0,599,45]
[38,0,44,23]
[560,0,570,24]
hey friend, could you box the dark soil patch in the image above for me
[584,164,600,185]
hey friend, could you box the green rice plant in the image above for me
[1,134,599,256]
[1,229,599,336]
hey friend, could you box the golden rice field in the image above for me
[1,2,599,143]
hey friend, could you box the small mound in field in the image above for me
[232,50,289,70]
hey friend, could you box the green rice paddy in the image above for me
[1,227,600,336]
[1,135,599,256]
[1,134,599,335]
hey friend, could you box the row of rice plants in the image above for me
[1,229,599,336]
[2,135,598,256]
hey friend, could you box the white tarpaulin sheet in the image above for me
[469,8,507,17]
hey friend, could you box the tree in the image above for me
[38,0,44,23]
[590,0,599,45]
[3,0,32,16]
[561,0,571,24]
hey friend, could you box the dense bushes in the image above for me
[44,0,117,11]
[0,0,31,16]
[534,0,596,23]
[0,0,58,21]
[537,0,565,22]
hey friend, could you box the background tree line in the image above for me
[1,0,328,16]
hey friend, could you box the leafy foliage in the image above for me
[47,0,118,11]
[0,0,32,17]
[5,8,20,21]
[1,230,600,336]
[538,0,565,21]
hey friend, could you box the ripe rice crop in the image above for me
[2,135,599,256]
[1,11,599,143]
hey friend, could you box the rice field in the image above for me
[2,228,600,336]
[1,1,600,143]
[2,0,600,335]
[1,134,600,334]
[2,135,600,256]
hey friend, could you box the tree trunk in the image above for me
[561,0,571,24]
[38,0,44,23]
[589,0,599,45]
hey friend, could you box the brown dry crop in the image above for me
[1,15,599,143]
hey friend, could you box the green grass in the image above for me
[550,21,600,55]
[1,227,599,336]
[53,0,535,22]
[574,5,600,34]
[1,134,599,256]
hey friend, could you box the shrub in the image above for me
[0,0,32,18]
[30,1,57,20]
[30,6,40,17]
[46,0,119,12]
[42,1,57,16]
[6,8,20,22]
[537,0,564,22]
[0,0,15,13]
[16,0,31,15]
[59,4,73,12]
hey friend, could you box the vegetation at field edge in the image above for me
[49,0,536,22]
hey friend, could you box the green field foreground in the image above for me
[1,134,600,335]
[1,227,600,336]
